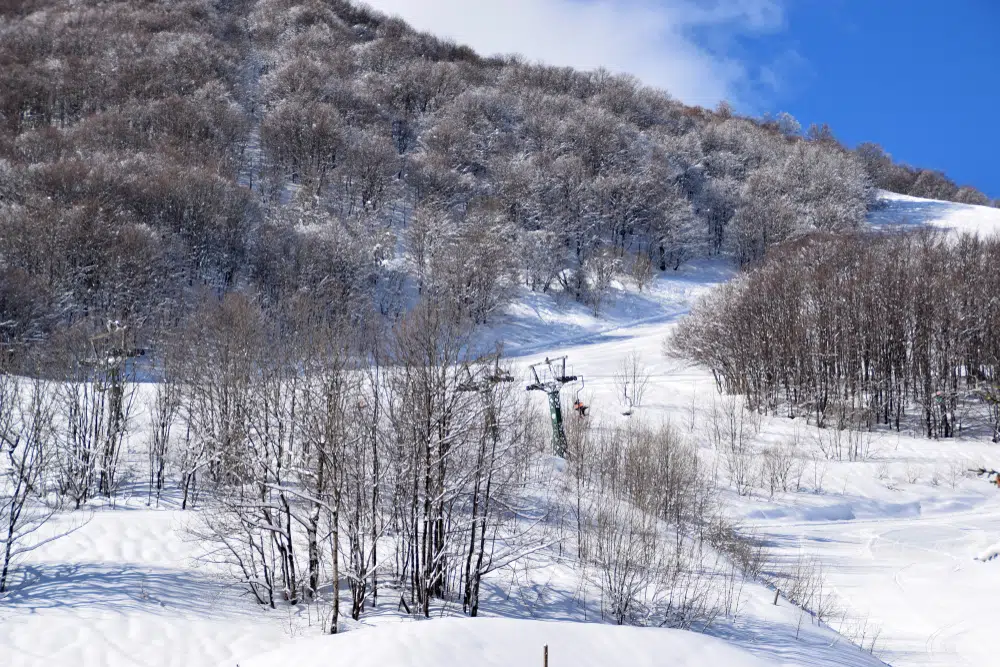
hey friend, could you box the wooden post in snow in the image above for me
[543,644,549,667]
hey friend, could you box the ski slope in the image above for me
[3,191,1000,667]
[869,190,1000,237]
[753,499,1000,667]
[502,191,1000,667]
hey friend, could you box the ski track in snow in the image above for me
[756,505,1000,667]
[4,192,1000,667]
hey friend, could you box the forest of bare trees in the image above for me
[0,287,765,633]
[855,141,998,207]
[1,0,987,364]
[670,231,1000,442]
[1,0,997,643]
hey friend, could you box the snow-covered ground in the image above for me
[753,495,1000,667]
[238,617,775,667]
[869,190,1000,237]
[0,474,879,667]
[0,505,294,667]
[497,191,1000,667]
[3,191,1000,667]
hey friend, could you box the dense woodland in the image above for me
[0,0,993,358]
[671,231,1000,443]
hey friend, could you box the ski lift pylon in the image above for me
[526,356,581,455]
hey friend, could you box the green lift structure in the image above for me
[525,356,581,458]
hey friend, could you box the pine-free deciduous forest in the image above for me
[2,2,1000,665]
[670,231,1000,443]
[0,0,992,357]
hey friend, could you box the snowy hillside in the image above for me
[497,192,1000,667]
[3,191,999,667]
[0,508,292,667]
[0,399,884,667]
[485,189,1000,362]
[870,190,1000,237]
[3,2,999,666]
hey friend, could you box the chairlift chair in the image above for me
[971,468,1000,488]
[572,376,588,418]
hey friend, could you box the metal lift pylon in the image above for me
[525,356,579,458]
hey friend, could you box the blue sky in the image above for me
[740,1,999,198]
[366,0,997,198]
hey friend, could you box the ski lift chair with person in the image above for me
[572,377,588,417]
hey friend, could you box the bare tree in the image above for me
[295,313,359,630]
[613,351,650,413]
[671,231,1000,443]
[583,248,620,316]
[591,498,669,625]
[52,325,138,507]
[146,366,179,506]
[708,396,758,497]
[0,374,57,593]
[384,299,483,616]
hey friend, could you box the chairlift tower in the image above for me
[87,320,144,384]
[525,356,579,458]
[457,354,515,441]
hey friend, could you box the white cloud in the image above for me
[360,0,786,108]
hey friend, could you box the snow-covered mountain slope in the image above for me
[487,258,734,358]
[237,617,775,667]
[752,493,1000,667]
[487,190,1000,362]
[869,190,1000,237]
[4,191,999,667]
[0,423,884,667]
[491,192,1000,667]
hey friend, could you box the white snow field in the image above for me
[238,617,774,667]
[3,191,1000,667]
[869,190,1000,237]
[0,507,293,667]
